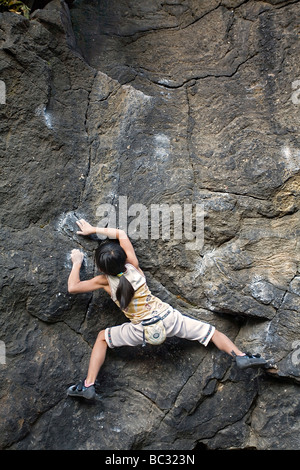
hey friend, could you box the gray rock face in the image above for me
[0,0,299,450]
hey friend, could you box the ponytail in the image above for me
[116,275,134,310]
[95,241,135,310]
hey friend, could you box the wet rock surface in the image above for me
[0,0,299,450]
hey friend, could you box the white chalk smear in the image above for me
[281,146,300,173]
[35,104,53,130]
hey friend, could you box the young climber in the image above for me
[67,219,268,400]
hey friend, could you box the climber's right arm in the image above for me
[76,219,140,270]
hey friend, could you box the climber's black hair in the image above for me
[95,241,134,310]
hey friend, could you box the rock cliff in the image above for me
[0,0,299,450]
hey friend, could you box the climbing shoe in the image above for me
[235,352,268,370]
[67,381,96,400]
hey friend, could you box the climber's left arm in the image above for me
[67,249,109,294]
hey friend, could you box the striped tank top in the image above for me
[106,264,169,324]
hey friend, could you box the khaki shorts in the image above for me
[105,307,215,349]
